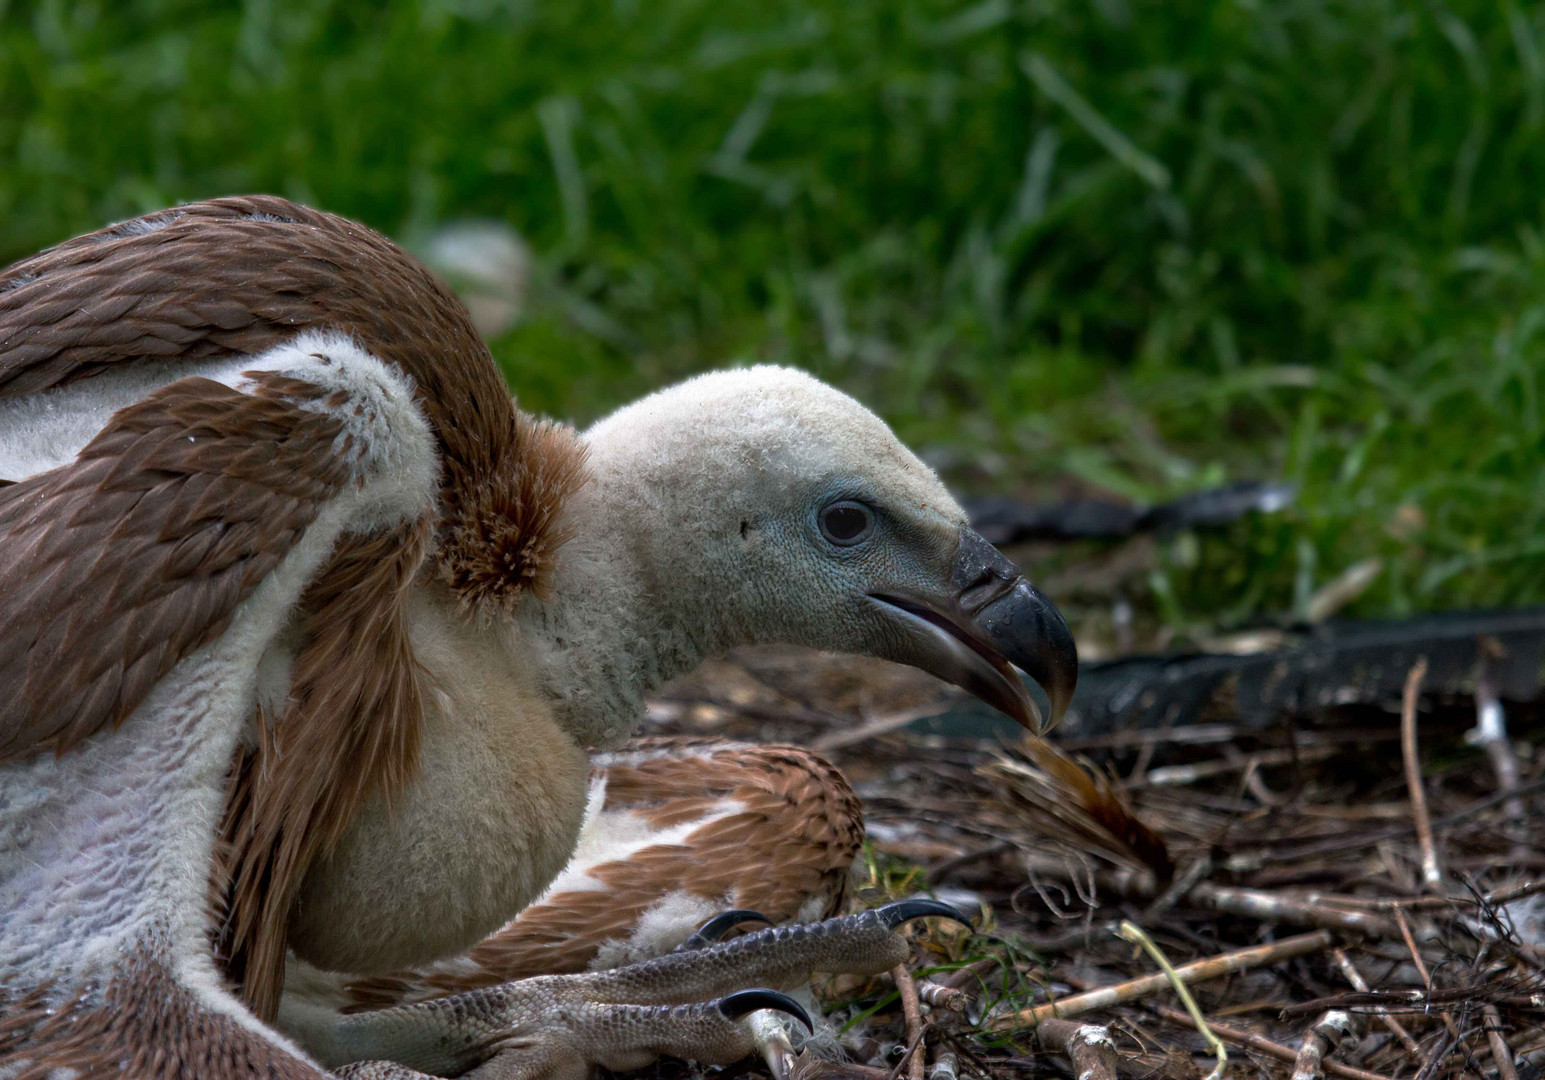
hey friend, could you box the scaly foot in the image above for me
[316,900,964,1080]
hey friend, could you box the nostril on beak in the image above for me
[952,530,1025,614]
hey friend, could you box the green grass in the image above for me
[5,0,1544,633]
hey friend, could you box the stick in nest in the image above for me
[1034,1018,1119,1080]
[1289,1009,1359,1080]
[892,964,927,1080]
[992,929,1334,1029]
[1399,657,1442,890]
[1390,905,1485,1077]
[1332,948,1420,1058]
[1146,1004,1398,1080]
[1483,1003,1520,1080]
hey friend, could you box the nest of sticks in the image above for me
[632,647,1545,1080]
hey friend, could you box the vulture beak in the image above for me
[869,528,1077,733]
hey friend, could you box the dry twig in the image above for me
[1289,1010,1359,1080]
[1470,657,1530,860]
[1305,880,1545,912]
[1098,874,1400,936]
[892,964,927,1080]
[993,930,1334,1028]
[812,704,952,753]
[1399,658,1442,890]
[1190,884,1398,937]
[1147,1004,1398,1080]
[916,980,971,1013]
[1389,906,1488,1079]
[1331,948,1420,1057]
[1483,1004,1519,1080]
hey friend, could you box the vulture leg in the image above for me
[282,744,952,1078]
[324,738,866,1015]
[307,904,956,1078]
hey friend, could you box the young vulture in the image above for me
[0,197,1076,1079]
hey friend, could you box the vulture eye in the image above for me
[819,501,874,546]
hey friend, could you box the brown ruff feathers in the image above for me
[443,412,590,611]
[342,738,865,1011]
[0,197,590,1020]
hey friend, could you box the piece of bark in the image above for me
[1036,1018,1120,1080]
[1289,1010,1360,1080]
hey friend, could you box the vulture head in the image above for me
[537,365,1077,747]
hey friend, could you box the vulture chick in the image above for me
[0,198,1075,1080]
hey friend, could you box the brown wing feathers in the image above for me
[0,941,319,1080]
[0,373,351,759]
[219,516,433,1021]
[0,195,589,609]
[0,197,590,1017]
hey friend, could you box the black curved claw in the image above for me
[680,909,773,950]
[876,898,970,930]
[718,988,814,1032]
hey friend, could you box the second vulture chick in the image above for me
[0,199,1075,1079]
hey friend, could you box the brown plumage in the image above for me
[0,195,587,613]
[2,740,867,1076]
[0,196,588,1023]
[0,372,351,760]
[340,738,865,1012]
[0,937,317,1080]
[218,516,433,1020]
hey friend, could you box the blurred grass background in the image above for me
[4,0,1543,641]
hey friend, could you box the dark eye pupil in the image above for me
[821,503,871,543]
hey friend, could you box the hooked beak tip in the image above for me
[868,528,1077,733]
[1008,582,1079,732]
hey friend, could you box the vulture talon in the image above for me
[876,898,971,930]
[717,988,814,1032]
[678,909,774,951]
[308,903,976,1075]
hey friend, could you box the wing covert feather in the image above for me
[0,372,350,760]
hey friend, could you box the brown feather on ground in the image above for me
[985,736,1173,881]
